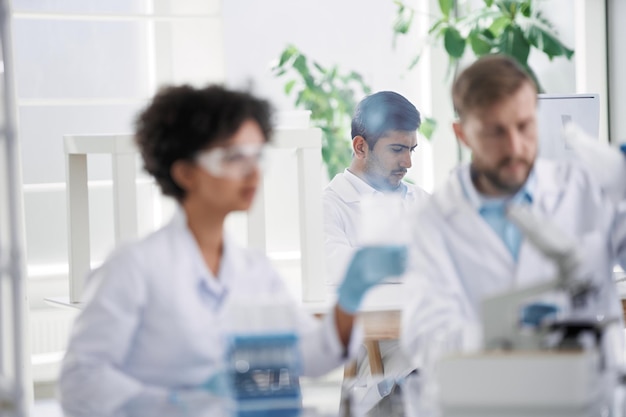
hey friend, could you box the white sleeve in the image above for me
[58,249,167,417]
[298,307,364,377]
[572,158,626,270]
[323,192,357,285]
[400,208,480,368]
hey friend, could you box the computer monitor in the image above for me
[537,93,600,160]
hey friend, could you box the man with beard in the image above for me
[323,91,429,382]
[400,54,626,369]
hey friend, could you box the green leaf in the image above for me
[407,53,422,70]
[313,61,326,74]
[348,71,363,82]
[393,8,414,34]
[278,45,298,67]
[439,0,454,18]
[525,23,574,60]
[427,19,445,35]
[392,1,415,48]
[498,25,530,65]
[273,68,287,77]
[468,28,493,56]
[292,55,309,78]
[443,26,466,58]
[533,11,555,31]
[489,15,510,36]
[484,0,494,6]
[520,1,532,17]
[455,8,502,29]
[271,45,371,179]
[482,28,495,40]
[284,80,296,95]
[419,117,437,140]
[497,1,520,18]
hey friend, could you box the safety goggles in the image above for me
[195,143,267,179]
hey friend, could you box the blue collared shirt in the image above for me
[459,167,536,261]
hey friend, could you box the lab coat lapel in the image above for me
[531,160,563,215]
[513,160,563,286]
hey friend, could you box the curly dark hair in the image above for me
[135,84,273,201]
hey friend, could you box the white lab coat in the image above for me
[401,159,626,368]
[323,170,429,380]
[59,210,362,417]
[323,169,430,285]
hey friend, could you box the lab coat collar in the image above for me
[169,207,240,300]
[458,164,536,211]
[328,169,412,204]
[435,159,562,219]
[429,158,571,277]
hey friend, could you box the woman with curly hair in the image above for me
[59,85,406,417]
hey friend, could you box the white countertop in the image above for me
[45,282,410,315]
[45,269,626,314]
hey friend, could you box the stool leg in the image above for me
[343,359,357,379]
[365,340,384,375]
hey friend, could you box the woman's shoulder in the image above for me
[102,215,184,270]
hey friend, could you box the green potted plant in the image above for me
[392,0,574,92]
[272,45,438,179]
[271,45,371,180]
[392,0,574,162]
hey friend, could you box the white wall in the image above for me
[222,0,424,111]
[8,0,224,383]
[12,1,224,305]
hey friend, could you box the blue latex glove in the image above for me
[520,302,559,327]
[151,374,232,417]
[199,371,230,397]
[337,245,408,313]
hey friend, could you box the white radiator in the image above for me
[29,309,77,382]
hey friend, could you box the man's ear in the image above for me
[170,160,196,193]
[352,136,369,159]
[453,121,469,148]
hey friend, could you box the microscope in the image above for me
[435,205,622,417]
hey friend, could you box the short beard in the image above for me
[470,158,534,194]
